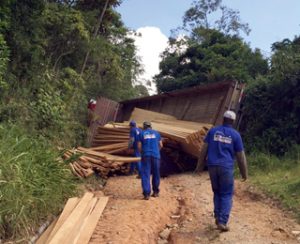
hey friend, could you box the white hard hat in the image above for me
[89,99,96,104]
[223,110,236,120]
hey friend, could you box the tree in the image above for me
[0,0,142,141]
[182,0,250,37]
[4,0,46,84]
[155,28,268,93]
[241,36,300,154]
[134,84,149,97]
[155,0,266,93]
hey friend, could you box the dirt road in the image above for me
[90,173,300,244]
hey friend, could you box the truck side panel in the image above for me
[119,81,243,126]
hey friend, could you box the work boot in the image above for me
[217,224,229,232]
[143,195,150,200]
[151,192,159,197]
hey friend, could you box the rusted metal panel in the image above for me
[118,80,242,125]
[91,81,244,138]
[87,97,120,146]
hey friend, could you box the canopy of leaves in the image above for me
[182,0,250,37]
[155,28,268,93]
[155,0,267,93]
[241,36,300,155]
[0,0,145,145]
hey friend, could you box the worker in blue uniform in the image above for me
[196,110,248,232]
[128,120,142,177]
[138,121,163,200]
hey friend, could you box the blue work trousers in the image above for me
[141,156,160,196]
[129,149,141,175]
[208,165,234,225]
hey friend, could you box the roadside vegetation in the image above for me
[248,147,300,222]
[0,124,78,240]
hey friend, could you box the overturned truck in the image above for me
[86,80,244,175]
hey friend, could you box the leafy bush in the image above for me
[0,124,77,240]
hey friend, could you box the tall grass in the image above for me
[0,124,77,241]
[248,146,300,222]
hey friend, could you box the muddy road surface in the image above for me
[89,173,300,244]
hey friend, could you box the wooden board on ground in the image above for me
[36,218,58,244]
[46,197,79,243]
[48,192,94,244]
[74,197,109,244]
[63,197,98,243]
[39,193,109,244]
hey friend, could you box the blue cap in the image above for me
[129,120,136,126]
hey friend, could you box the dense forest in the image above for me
[0,0,147,146]
[0,0,299,241]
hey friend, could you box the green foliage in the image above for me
[30,86,66,129]
[0,34,9,93]
[134,84,149,97]
[0,124,77,240]
[5,0,46,82]
[0,0,142,144]
[43,2,89,71]
[182,0,250,36]
[155,0,267,93]
[155,29,268,92]
[248,148,300,221]
[241,36,300,155]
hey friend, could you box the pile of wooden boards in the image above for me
[36,192,108,244]
[63,146,140,178]
[152,120,211,157]
[65,107,212,178]
[130,107,177,122]
[129,108,212,158]
[91,125,130,148]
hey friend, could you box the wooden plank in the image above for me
[130,107,177,122]
[63,197,98,244]
[36,218,58,244]
[46,197,80,243]
[90,142,128,151]
[77,148,140,162]
[74,197,109,244]
[48,192,94,244]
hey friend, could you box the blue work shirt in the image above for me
[130,127,142,150]
[139,129,161,159]
[204,124,244,169]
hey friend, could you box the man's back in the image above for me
[205,124,244,168]
[139,129,161,159]
[130,127,142,149]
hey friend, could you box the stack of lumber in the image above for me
[65,107,212,178]
[130,108,212,157]
[130,107,177,122]
[64,146,140,178]
[36,192,109,244]
[91,125,130,149]
[151,122,210,157]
